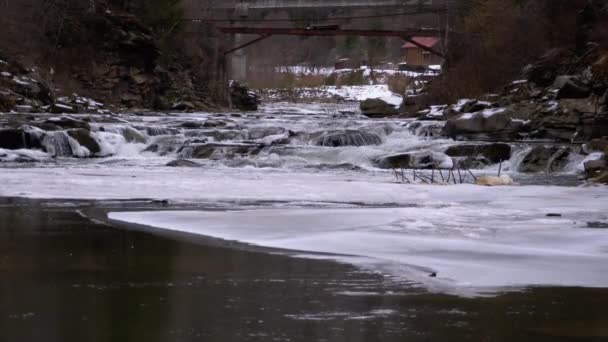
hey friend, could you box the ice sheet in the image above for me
[109,203,608,295]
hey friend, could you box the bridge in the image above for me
[195,0,447,81]
[204,0,438,11]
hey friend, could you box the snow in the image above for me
[0,148,49,162]
[324,85,403,106]
[459,108,506,120]
[1,71,11,78]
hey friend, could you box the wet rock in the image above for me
[584,159,607,173]
[0,128,43,150]
[248,127,286,140]
[230,81,259,111]
[406,121,445,138]
[180,121,204,129]
[166,159,201,167]
[143,136,185,155]
[144,126,180,136]
[183,143,263,159]
[360,98,397,118]
[67,129,101,155]
[445,143,512,164]
[311,130,382,147]
[518,146,571,173]
[375,152,453,170]
[119,126,146,144]
[45,116,91,130]
[587,221,608,229]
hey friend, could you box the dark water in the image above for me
[2,198,608,342]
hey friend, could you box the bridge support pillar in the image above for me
[230,34,249,81]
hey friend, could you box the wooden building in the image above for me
[402,37,444,67]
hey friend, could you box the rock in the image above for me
[375,152,453,170]
[311,130,382,147]
[523,48,574,87]
[588,138,608,154]
[445,143,512,164]
[50,103,77,114]
[181,143,263,159]
[248,127,286,140]
[0,128,43,150]
[230,81,259,111]
[45,116,90,130]
[180,121,203,129]
[554,75,591,99]
[166,159,201,167]
[360,98,397,118]
[143,136,185,155]
[443,108,525,140]
[584,159,607,173]
[119,126,146,144]
[171,101,195,111]
[476,175,515,186]
[0,89,19,112]
[67,129,101,155]
[592,170,608,184]
[587,221,608,229]
[518,146,571,173]
[546,213,562,217]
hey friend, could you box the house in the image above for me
[402,37,444,67]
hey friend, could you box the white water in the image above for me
[2,102,607,296]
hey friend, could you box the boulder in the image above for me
[311,130,382,147]
[592,170,608,184]
[443,108,525,140]
[554,75,591,99]
[375,151,453,170]
[360,98,397,118]
[45,117,90,130]
[0,128,43,150]
[67,129,101,155]
[518,146,571,173]
[445,143,512,164]
[230,81,259,111]
[584,159,607,173]
[171,101,195,111]
[522,48,574,87]
[166,159,201,167]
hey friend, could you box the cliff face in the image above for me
[0,1,222,112]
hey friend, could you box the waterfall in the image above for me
[312,130,383,147]
[42,131,73,157]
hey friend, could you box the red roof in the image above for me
[402,37,441,49]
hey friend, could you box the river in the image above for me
[1,102,608,340]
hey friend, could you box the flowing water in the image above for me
[1,103,608,340]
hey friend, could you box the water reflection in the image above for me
[1,198,608,341]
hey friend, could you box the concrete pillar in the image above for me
[230,34,248,81]
[230,1,249,81]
